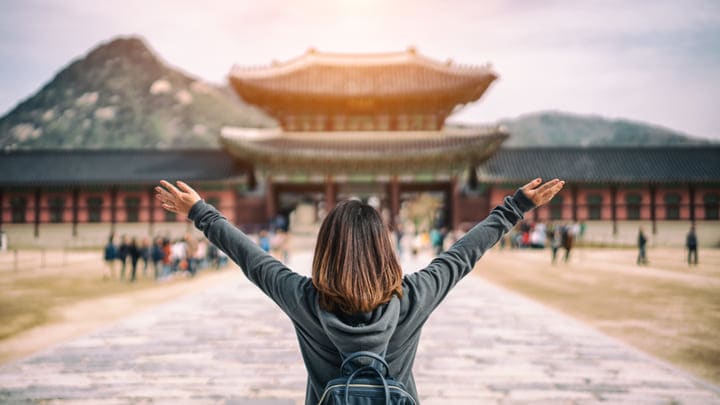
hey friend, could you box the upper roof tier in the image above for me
[229,48,498,130]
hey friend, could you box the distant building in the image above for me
[1,49,718,247]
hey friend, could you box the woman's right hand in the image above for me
[155,180,202,217]
[520,178,565,207]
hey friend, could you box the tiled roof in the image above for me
[230,48,496,97]
[0,149,247,186]
[220,127,508,174]
[477,147,720,184]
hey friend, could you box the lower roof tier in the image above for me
[220,126,509,175]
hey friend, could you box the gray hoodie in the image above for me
[189,189,534,404]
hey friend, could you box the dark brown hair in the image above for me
[312,200,403,314]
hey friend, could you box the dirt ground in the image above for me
[474,246,720,385]
[0,250,236,364]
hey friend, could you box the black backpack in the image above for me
[317,351,416,405]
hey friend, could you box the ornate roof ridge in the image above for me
[230,47,494,79]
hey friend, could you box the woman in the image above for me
[155,178,564,404]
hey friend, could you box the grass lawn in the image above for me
[0,250,235,363]
[475,246,720,385]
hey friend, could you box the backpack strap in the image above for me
[345,365,391,405]
[341,351,390,377]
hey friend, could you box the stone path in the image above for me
[1,252,719,404]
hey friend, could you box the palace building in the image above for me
[1,49,719,248]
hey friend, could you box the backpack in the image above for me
[317,351,416,405]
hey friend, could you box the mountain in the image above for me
[0,36,713,149]
[0,36,274,149]
[498,111,712,147]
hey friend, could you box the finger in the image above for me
[536,178,561,194]
[541,181,565,201]
[176,181,194,194]
[162,203,177,213]
[522,178,542,191]
[160,180,182,197]
[155,187,174,201]
[155,192,172,205]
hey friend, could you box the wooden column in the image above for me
[689,184,696,224]
[71,188,79,237]
[610,185,618,235]
[649,184,657,234]
[390,176,400,228]
[34,188,41,238]
[246,169,257,191]
[450,177,459,230]
[148,186,155,236]
[0,187,4,231]
[325,176,336,212]
[266,177,277,220]
[571,185,579,222]
[110,186,118,232]
[467,165,478,190]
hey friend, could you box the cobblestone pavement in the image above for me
[1,251,719,404]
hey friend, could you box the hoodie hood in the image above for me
[316,295,401,357]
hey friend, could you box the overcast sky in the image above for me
[1,0,719,139]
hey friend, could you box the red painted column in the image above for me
[325,176,336,212]
[34,188,41,238]
[689,184,696,224]
[390,176,400,228]
[266,177,277,220]
[72,188,79,237]
[610,185,618,235]
[650,184,657,234]
[0,187,4,231]
[148,186,155,236]
[110,186,118,232]
[451,177,460,230]
[571,185,579,222]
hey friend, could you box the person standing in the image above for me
[686,226,699,265]
[129,237,141,282]
[103,234,117,280]
[550,225,562,264]
[637,227,648,265]
[151,237,164,279]
[118,235,130,281]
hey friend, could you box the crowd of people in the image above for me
[497,220,584,264]
[102,233,228,282]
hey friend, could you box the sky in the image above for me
[1,0,719,139]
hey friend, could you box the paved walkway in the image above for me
[1,252,719,404]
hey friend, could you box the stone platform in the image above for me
[1,252,718,404]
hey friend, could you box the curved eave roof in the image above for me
[0,149,247,187]
[477,147,720,184]
[220,126,508,174]
[229,49,497,101]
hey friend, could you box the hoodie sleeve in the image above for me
[403,189,534,316]
[188,200,310,314]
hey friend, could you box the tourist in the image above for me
[129,237,141,282]
[140,237,151,278]
[550,225,562,264]
[258,230,271,253]
[561,224,574,262]
[118,235,130,281]
[151,237,164,279]
[161,238,173,278]
[637,227,648,265]
[103,234,117,280]
[170,238,187,276]
[184,233,198,277]
[686,226,698,265]
[155,177,563,404]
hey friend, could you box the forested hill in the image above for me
[0,36,274,149]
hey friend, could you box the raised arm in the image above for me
[403,178,564,314]
[155,180,309,312]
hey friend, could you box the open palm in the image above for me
[520,178,565,207]
[155,180,202,217]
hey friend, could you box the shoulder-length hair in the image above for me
[312,200,403,314]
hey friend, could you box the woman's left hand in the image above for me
[155,180,201,217]
[520,178,565,207]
